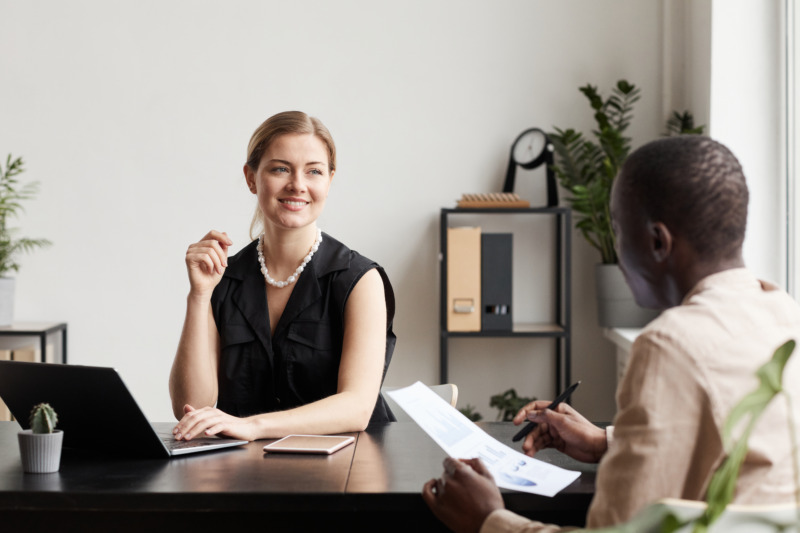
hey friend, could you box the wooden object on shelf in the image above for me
[0,322,67,364]
[456,193,530,209]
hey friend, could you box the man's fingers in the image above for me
[421,479,437,505]
[462,457,493,479]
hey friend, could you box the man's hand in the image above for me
[422,457,504,533]
[513,401,608,463]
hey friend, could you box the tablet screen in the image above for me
[263,434,355,455]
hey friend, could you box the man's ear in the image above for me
[244,164,257,194]
[649,222,673,263]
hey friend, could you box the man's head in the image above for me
[610,136,748,309]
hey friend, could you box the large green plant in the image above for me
[549,81,705,265]
[0,154,51,277]
[549,80,640,264]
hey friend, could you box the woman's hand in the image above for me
[513,400,607,463]
[185,230,232,297]
[422,457,504,533]
[173,404,256,442]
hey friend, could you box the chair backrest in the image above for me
[381,383,459,422]
[604,498,800,533]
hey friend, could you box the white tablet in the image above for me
[263,434,355,455]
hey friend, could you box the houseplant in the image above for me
[0,154,51,326]
[489,388,535,422]
[549,81,703,327]
[18,402,63,473]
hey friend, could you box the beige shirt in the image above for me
[482,269,800,533]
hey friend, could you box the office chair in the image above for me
[601,498,799,533]
[381,383,459,422]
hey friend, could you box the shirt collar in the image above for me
[224,232,351,282]
[681,267,769,304]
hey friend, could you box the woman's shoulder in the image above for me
[318,232,380,274]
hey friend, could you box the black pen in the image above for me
[511,381,581,442]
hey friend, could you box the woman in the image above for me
[169,111,396,442]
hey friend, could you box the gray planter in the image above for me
[0,277,14,326]
[595,264,660,328]
[18,430,64,473]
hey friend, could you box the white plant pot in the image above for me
[595,264,660,328]
[0,277,15,326]
[18,430,64,473]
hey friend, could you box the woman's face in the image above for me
[245,133,333,232]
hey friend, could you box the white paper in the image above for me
[386,381,580,497]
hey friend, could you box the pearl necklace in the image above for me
[257,229,323,288]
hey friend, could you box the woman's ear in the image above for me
[649,222,673,263]
[243,164,257,194]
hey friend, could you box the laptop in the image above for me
[0,360,248,458]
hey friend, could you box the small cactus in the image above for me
[29,403,58,434]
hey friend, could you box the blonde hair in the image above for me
[246,111,337,239]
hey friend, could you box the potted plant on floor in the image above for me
[0,154,51,326]
[18,402,63,473]
[549,80,703,328]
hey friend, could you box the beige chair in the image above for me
[593,498,800,533]
[381,383,459,422]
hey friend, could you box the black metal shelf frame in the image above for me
[439,207,571,395]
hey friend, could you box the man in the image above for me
[422,136,800,532]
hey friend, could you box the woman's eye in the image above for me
[271,167,289,174]
[308,168,323,176]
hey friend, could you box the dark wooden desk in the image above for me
[0,421,596,532]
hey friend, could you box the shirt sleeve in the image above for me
[586,331,718,528]
[480,510,580,533]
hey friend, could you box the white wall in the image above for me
[1,0,669,422]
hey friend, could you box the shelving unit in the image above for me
[439,207,571,395]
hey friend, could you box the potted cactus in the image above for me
[17,402,63,473]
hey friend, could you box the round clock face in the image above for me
[512,129,547,165]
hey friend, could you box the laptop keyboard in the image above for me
[158,432,238,451]
[165,438,216,450]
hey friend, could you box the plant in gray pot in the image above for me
[18,402,63,473]
[549,81,703,328]
[0,154,51,326]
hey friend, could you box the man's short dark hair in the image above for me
[619,135,748,260]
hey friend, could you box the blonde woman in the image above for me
[169,111,396,442]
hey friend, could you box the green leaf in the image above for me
[0,154,51,276]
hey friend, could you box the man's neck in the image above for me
[675,255,746,304]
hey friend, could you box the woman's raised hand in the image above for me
[185,230,233,297]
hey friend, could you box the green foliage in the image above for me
[550,82,706,265]
[664,111,706,137]
[549,80,641,264]
[459,404,483,422]
[0,154,51,277]
[29,402,58,434]
[490,388,535,422]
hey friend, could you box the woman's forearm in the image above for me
[169,294,219,419]
[248,389,376,439]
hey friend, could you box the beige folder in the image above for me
[447,227,481,331]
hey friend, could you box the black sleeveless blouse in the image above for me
[210,233,396,423]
